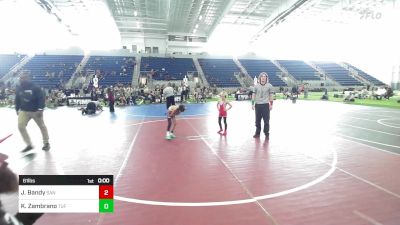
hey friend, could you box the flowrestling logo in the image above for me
[341,0,395,20]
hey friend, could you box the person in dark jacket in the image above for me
[107,88,115,112]
[81,101,102,115]
[15,71,50,152]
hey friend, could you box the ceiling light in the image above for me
[199,15,203,20]
[195,24,199,28]
[134,10,137,16]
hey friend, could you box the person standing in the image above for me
[217,92,232,135]
[92,75,99,89]
[15,71,50,151]
[163,83,175,109]
[252,72,273,139]
[107,88,115,112]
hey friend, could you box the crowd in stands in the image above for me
[0,81,15,106]
[1,81,398,109]
[43,62,76,81]
[86,57,135,77]
[1,81,217,109]
[1,67,398,110]
[142,68,192,81]
[341,85,394,102]
[141,56,196,80]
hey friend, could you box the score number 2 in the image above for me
[99,185,113,199]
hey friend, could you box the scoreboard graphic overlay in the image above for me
[19,175,114,213]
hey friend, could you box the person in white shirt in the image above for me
[163,83,175,109]
[165,104,186,140]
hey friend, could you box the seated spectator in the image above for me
[118,96,127,106]
[321,89,329,100]
[384,87,393,99]
[373,87,386,100]
[344,92,356,102]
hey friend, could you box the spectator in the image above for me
[107,88,115,113]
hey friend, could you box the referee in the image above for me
[163,83,175,109]
[251,72,274,139]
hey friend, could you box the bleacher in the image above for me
[198,58,241,87]
[4,54,386,89]
[277,60,320,81]
[84,56,135,86]
[346,63,386,86]
[141,57,195,80]
[0,54,25,78]
[22,55,83,88]
[314,62,363,86]
[239,59,287,87]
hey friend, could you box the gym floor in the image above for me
[1,99,399,225]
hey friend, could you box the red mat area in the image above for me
[99,118,400,225]
[115,119,252,202]
[5,102,397,225]
[262,170,400,225]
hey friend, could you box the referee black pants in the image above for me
[166,96,175,109]
[255,103,270,135]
